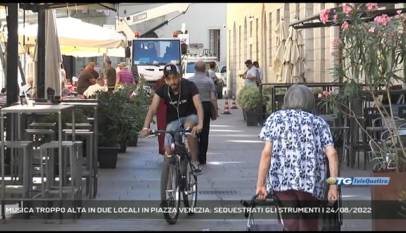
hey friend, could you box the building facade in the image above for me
[227,3,406,98]
[227,3,343,96]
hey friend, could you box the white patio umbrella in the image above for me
[293,28,305,82]
[33,9,62,98]
[60,46,126,57]
[273,19,288,83]
[281,26,301,83]
[18,17,126,58]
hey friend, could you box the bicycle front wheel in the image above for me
[182,159,198,215]
[160,157,180,224]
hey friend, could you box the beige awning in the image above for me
[19,17,126,49]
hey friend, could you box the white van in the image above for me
[181,56,221,79]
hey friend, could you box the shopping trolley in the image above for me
[241,193,285,231]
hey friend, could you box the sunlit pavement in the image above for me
[1,101,371,231]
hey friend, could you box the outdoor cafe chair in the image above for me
[0,141,34,219]
[369,139,399,171]
[38,141,83,201]
[63,129,94,199]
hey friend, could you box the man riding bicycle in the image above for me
[140,63,204,173]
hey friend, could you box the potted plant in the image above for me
[237,85,262,126]
[97,90,127,168]
[114,86,134,153]
[127,78,150,147]
[321,3,406,230]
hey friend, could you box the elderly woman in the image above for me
[256,84,339,231]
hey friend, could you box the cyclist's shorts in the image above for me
[165,114,198,146]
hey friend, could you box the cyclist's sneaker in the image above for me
[193,167,202,175]
[191,161,202,175]
[199,164,207,171]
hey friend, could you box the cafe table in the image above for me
[0,104,76,199]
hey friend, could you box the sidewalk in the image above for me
[1,101,372,231]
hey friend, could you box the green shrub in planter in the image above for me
[103,81,149,151]
[96,90,129,168]
[237,85,262,111]
[237,86,262,126]
[127,78,150,147]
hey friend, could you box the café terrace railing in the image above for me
[258,82,406,169]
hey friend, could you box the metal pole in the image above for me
[6,3,18,106]
[36,8,46,99]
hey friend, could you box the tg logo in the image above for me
[326,177,352,185]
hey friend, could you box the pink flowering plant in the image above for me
[321,3,406,171]
[320,3,406,88]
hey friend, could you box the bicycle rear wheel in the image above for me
[161,157,180,224]
[181,158,197,215]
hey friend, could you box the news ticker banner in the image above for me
[2,200,406,219]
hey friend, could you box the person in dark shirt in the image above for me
[77,62,97,94]
[104,60,116,92]
[140,63,204,173]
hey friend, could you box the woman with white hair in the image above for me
[256,84,339,231]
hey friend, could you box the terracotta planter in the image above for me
[371,171,406,231]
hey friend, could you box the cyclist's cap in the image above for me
[163,64,179,77]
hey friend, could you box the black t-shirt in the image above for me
[156,78,199,123]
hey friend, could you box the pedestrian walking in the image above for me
[208,62,224,99]
[189,60,219,168]
[256,84,339,231]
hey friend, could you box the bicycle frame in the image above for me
[150,128,197,224]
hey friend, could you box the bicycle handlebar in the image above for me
[149,128,193,137]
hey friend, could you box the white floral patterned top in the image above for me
[259,109,334,200]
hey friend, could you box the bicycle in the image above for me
[148,128,198,225]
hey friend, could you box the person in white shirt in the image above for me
[22,78,34,98]
[60,63,69,96]
[83,77,108,98]
[243,60,258,86]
